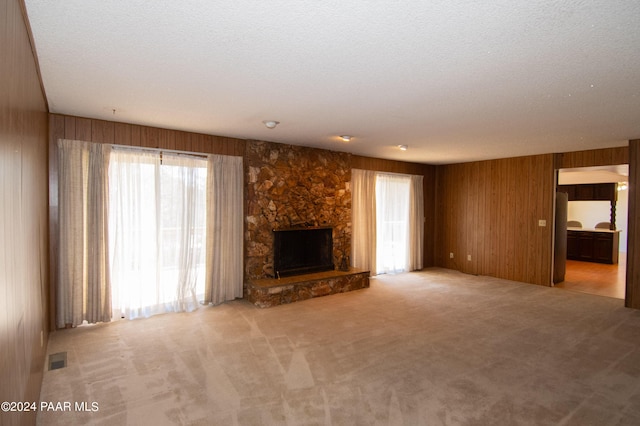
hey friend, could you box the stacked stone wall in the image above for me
[245,141,352,281]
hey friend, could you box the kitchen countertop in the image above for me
[567,227,621,233]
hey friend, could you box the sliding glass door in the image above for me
[376,173,411,274]
[352,169,423,276]
[109,149,207,319]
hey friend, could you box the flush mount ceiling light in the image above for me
[340,135,352,142]
[398,145,408,151]
[262,120,280,129]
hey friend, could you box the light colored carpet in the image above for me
[37,268,640,425]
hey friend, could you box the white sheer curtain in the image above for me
[376,173,411,274]
[351,169,424,276]
[204,154,244,305]
[159,153,207,311]
[108,149,207,319]
[57,139,112,327]
[351,169,378,273]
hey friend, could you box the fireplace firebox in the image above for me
[273,227,334,277]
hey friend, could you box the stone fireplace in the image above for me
[244,140,369,307]
[244,140,352,281]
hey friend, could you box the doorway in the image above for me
[553,165,628,299]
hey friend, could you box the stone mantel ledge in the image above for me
[245,268,370,308]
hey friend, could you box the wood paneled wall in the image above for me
[626,140,639,309]
[352,155,436,267]
[1,1,50,425]
[49,114,245,155]
[435,154,555,286]
[352,155,433,176]
[556,146,628,169]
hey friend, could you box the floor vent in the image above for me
[48,352,67,371]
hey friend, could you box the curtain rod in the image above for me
[110,143,209,159]
[60,138,243,161]
[353,168,422,179]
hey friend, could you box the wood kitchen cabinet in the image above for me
[566,229,620,264]
[558,183,617,202]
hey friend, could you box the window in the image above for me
[108,149,207,319]
[56,138,244,327]
[351,169,424,276]
[376,173,412,274]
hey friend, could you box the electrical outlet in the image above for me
[467,254,472,261]
[538,219,547,227]
[449,252,454,259]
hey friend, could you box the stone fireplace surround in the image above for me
[244,140,369,307]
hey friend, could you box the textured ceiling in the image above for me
[24,0,640,164]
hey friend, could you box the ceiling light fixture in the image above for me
[262,120,280,129]
[398,145,408,151]
[340,135,352,142]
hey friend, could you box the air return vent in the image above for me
[48,352,67,370]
